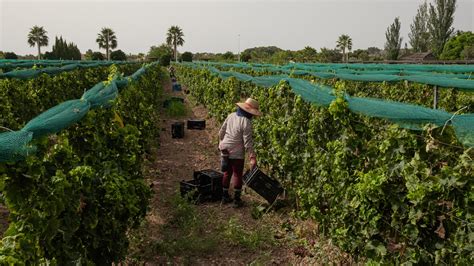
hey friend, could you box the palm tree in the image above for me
[166,26,185,61]
[336,34,353,62]
[27,26,49,59]
[96,28,117,60]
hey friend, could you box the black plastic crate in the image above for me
[243,167,283,204]
[179,179,212,202]
[172,83,182,91]
[194,169,222,183]
[187,119,206,130]
[171,122,184,138]
[194,169,223,201]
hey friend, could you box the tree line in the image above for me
[1,26,127,61]
[2,0,471,63]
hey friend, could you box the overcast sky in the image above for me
[0,0,473,55]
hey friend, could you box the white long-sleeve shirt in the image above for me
[218,112,255,159]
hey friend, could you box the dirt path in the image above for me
[126,78,354,265]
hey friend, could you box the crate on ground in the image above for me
[171,122,184,138]
[194,169,223,201]
[172,83,182,91]
[187,119,206,130]
[243,167,283,204]
[180,169,223,203]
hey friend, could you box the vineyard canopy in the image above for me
[181,62,474,148]
[0,62,158,162]
[0,60,134,79]
[192,61,474,92]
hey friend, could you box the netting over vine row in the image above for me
[182,62,473,148]
[0,62,159,162]
[0,60,134,79]
[193,61,474,91]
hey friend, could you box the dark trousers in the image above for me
[222,159,244,190]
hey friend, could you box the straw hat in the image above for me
[236,98,262,116]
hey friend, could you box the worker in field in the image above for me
[218,98,261,208]
[168,65,175,78]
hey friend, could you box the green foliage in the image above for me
[269,50,293,65]
[175,64,474,264]
[428,0,457,57]
[44,36,81,60]
[96,28,117,60]
[336,34,353,63]
[243,46,283,62]
[296,46,318,62]
[221,218,274,251]
[133,194,218,260]
[222,51,235,61]
[110,49,127,61]
[3,52,18,60]
[385,17,403,60]
[166,26,185,61]
[409,1,430,53]
[159,54,171,67]
[165,100,187,117]
[27,25,49,59]
[351,49,370,61]
[240,52,251,62]
[0,64,163,264]
[181,51,193,62]
[318,48,342,63]
[148,44,173,66]
[440,31,474,60]
[461,45,474,59]
[91,52,105,61]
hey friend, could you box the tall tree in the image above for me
[409,1,430,52]
[336,34,352,62]
[96,28,117,60]
[428,0,457,57]
[166,26,185,62]
[385,17,403,60]
[27,26,49,59]
[44,36,81,60]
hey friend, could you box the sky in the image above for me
[0,0,473,55]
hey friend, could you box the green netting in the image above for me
[0,131,34,162]
[287,79,336,106]
[82,82,118,108]
[22,99,91,139]
[193,61,474,91]
[404,75,474,92]
[252,75,287,87]
[0,62,157,162]
[0,59,130,69]
[287,62,474,73]
[345,95,452,130]
[0,61,133,80]
[451,114,474,147]
[187,63,474,148]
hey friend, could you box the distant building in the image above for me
[400,52,436,62]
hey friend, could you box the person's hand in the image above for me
[249,156,257,169]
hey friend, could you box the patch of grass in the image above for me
[165,100,187,117]
[151,194,219,258]
[220,217,275,251]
